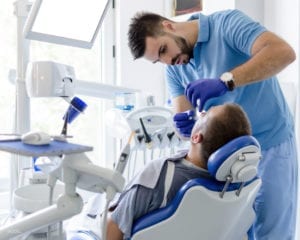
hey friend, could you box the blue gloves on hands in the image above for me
[185,79,228,111]
[173,79,228,138]
[173,110,196,138]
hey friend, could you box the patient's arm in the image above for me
[107,218,124,240]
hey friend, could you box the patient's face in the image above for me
[192,111,207,133]
[193,106,224,133]
[207,105,223,120]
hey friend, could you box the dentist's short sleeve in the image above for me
[166,66,185,98]
[221,9,267,55]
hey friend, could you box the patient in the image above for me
[106,103,252,240]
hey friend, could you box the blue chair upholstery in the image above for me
[130,135,261,240]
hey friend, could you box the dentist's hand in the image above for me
[173,110,196,138]
[185,79,228,111]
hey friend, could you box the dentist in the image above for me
[127,9,297,239]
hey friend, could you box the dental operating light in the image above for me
[23,0,111,48]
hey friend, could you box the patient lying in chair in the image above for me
[105,103,253,240]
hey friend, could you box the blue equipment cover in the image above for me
[0,140,93,157]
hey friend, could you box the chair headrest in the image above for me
[207,135,261,183]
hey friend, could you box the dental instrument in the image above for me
[115,132,134,174]
[139,118,152,149]
[124,106,183,178]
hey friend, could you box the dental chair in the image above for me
[131,135,261,240]
[70,135,262,240]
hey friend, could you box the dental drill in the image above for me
[115,132,135,174]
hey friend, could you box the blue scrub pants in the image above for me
[248,135,298,240]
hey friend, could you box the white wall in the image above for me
[264,0,299,85]
[202,0,235,14]
[115,0,169,106]
[235,0,264,23]
[263,0,300,131]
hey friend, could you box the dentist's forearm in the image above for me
[231,31,296,87]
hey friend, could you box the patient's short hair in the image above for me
[128,12,170,59]
[201,103,251,161]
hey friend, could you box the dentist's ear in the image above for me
[162,20,176,32]
[191,133,203,144]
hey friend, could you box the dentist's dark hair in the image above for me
[128,12,171,59]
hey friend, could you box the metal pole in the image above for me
[10,0,31,214]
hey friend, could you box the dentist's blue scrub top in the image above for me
[166,9,294,150]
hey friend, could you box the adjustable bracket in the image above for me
[219,175,233,198]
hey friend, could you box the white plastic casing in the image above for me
[25,61,75,97]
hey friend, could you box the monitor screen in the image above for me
[23,0,111,49]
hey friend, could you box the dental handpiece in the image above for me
[139,117,152,148]
[115,143,130,174]
[115,132,135,174]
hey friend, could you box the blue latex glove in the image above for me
[173,110,196,138]
[185,79,228,111]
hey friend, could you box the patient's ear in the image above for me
[191,133,203,144]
